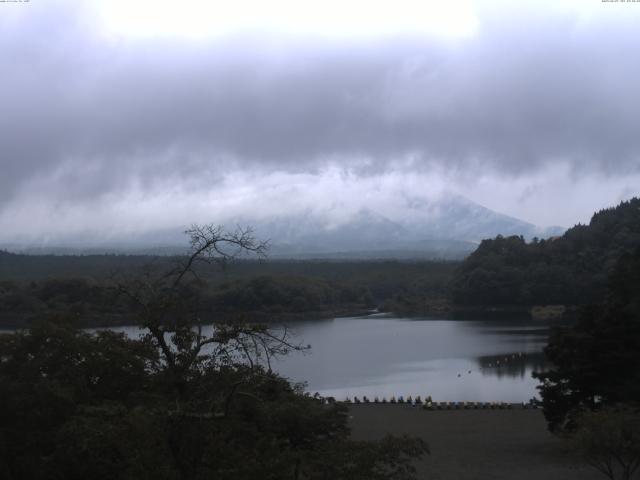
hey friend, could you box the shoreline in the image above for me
[343,400,538,409]
[382,303,581,321]
[0,305,578,330]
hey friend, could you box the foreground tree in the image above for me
[534,248,640,432]
[571,407,640,480]
[0,225,428,480]
[534,248,640,479]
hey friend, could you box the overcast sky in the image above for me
[1,0,639,243]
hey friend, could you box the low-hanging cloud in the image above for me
[1,1,639,238]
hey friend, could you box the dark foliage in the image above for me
[0,258,457,327]
[571,406,640,480]
[534,248,640,432]
[0,226,428,479]
[0,324,429,480]
[210,275,374,314]
[452,198,640,306]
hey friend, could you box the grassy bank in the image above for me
[349,405,603,480]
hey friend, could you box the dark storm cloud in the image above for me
[1,2,639,205]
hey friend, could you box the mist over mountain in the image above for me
[252,195,562,259]
[3,195,563,259]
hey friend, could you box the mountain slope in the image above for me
[395,194,563,242]
[3,195,563,259]
[250,195,562,258]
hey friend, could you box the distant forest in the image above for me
[2,197,638,326]
[0,254,455,327]
[451,197,640,306]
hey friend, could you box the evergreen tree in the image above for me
[534,248,640,432]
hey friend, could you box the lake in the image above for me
[106,313,554,403]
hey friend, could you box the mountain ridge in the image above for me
[1,195,563,259]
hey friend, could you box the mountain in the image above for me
[2,195,564,259]
[248,194,562,259]
[396,194,563,242]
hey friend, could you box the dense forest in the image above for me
[535,246,640,431]
[451,198,640,307]
[531,247,640,480]
[0,252,456,327]
[0,274,372,328]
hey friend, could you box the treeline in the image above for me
[0,254,457,326]
[0,276,372,328]
[451,197,640,306]
[0,278,132,328]
[211,276,373,316]
[0,251,456,297]
[0,250,151,281]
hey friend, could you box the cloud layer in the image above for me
[1,1,639,240]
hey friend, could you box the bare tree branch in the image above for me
[111,223,304,396]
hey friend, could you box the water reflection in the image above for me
[475,352,548,380]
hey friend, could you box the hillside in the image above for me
[451,197,640,306]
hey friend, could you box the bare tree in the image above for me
[114,224,306,404]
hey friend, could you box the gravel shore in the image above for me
[349,405,605,480]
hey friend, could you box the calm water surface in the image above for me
[271,314,551,402]
[103,313,553,402]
